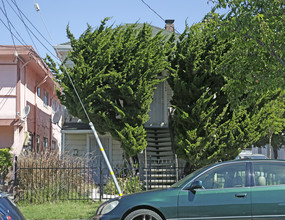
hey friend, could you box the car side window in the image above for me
[253,162,285,186]
[195,163,246,189]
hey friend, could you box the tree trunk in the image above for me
[129,156,136,176]
[268,128,272,159]
[273,147,278,159]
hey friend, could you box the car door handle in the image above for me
[235,193,247,198]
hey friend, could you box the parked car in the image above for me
[0,193,25,220]
[93,159,285,220]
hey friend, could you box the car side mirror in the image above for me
[187,180,203,193]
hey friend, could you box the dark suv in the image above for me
[0,193,25,220]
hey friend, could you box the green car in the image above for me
[94,159,285,220]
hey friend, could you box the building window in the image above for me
[44,90,49,106]
[36,135,40,153]
[51,141,56,150]
[37,87,41,97]
[43,137,48,148]
[52,99,57,112]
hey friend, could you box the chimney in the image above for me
[165,19,175,32]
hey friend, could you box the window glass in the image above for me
[52,99,57,112]
[196,163,246,189]
[253,162,285,186]
[43,137,48,148]
[37,87,41,97]
[44,90,49,106]
[51,141,56,150]
[36,135,40,153]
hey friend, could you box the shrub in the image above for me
[15,151,97,204]
[104,176,143,195]
[0,148,13,184]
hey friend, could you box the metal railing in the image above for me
[13,156,185,203]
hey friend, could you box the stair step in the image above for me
[142,164,174,168]
[147,142,172,146]
[147,133,170,138]
[144,179,175,183]
[147,151,173,158]
[146,128,170,133]
[147,138,171,143]
[144,174,176,178]
[147,147,172,152]
[147,185,172,189]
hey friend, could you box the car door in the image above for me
[178,162,251,220]
[251,161,285,219]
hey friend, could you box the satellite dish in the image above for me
[17,105,30,126]
[52,111,62,124]
[21,105,30,119]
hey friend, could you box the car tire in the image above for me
[124,209,163,220]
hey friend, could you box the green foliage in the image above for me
[211,0,285,108]
[104,176,143,195]
[253,89,285,158]
[168,18,276,173]
[46,18,171,156]
[0,148,12,183]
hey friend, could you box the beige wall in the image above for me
[63,132,124,166]
[0,126,14,149]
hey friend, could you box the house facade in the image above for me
[0,45,62,156]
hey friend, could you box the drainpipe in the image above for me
[49,89,56,152]
[34,75,48,152]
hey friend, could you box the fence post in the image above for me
[13,156,18,200]
[149,155,152,190]
[99,156,103,201]
[175,154,179,182]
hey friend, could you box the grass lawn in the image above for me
[18,201,102,220]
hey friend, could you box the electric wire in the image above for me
[1,0,16,50]
[139,0,180,34]
[10,0,39,52]
[0,8,29,46]
[7,0,58,59]
[140,0,165,22]
[32,0,53,42]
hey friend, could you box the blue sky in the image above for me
[1,0,217,59]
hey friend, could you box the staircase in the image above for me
[140,127,178,189]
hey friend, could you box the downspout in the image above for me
[49,86,56,152]
[34,75,48,152]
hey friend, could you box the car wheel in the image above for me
[124,209,163,220]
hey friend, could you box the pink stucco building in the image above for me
[0,45,62,156]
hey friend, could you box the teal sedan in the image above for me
[94,159,285,220]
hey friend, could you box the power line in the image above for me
[0,16,28,47]
[10,0,39,52]
[0,7,28,46]
[140,0,165,22]
[1,0,16,50]
[6,0,58,59]
[139,0,180,34]
[32,0,53,42]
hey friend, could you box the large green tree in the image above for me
[211,0,285,108]
[168,16,279,173]
[46,19,171,158]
